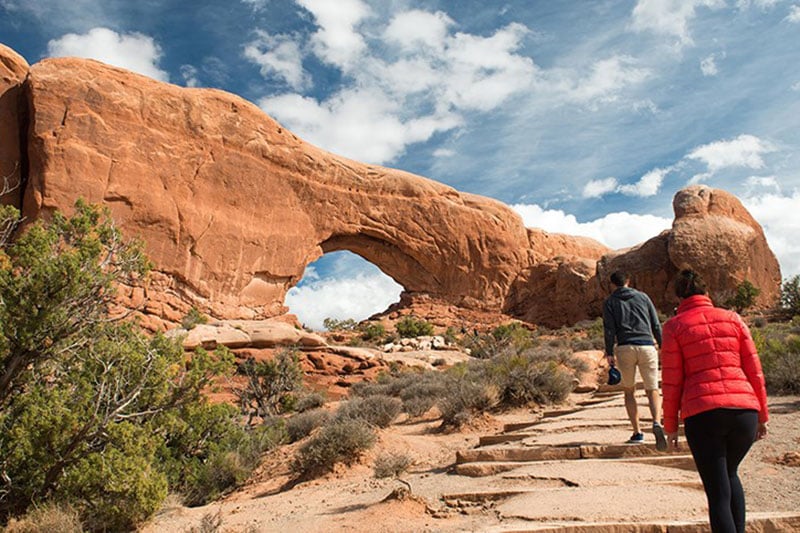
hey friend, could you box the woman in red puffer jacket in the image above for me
[661,269,769,533]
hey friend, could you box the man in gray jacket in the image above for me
[603,270,667,451]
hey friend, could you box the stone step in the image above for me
[491,512,800,532]
[456,442,690,464]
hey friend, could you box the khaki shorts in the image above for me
[614,344,659,390]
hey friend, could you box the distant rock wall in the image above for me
[0,44,782,329]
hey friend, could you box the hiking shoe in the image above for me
[626,432,644,444]
[653,422,668,452]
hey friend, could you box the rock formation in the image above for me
[0,44,782,329]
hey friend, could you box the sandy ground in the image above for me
[142,395,800,533]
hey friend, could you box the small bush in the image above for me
[725,280,761,313]
[181,306,208,330]
[184,510,224,533]
[295,392,326,412]
[335,395,402,428]
[323,317,357,331]
[395,316,434,338]
[373,453,412,479]
[4,504,83,533]
[293,419,376,477]
[286,409,331,442]
[781,275,800,318]
[438,375,497,427]
[754,326,800,394]
[359,322,386,342]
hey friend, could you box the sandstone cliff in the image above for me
[0,44,782,328]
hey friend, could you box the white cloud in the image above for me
[47,27,168,81]
[180,64,200,87]
[619,167,669,197]
[686,134,777,172]
[792,81,800,91]
[258,10,534,164]
[701,54,718,76]
[433,148,455,157]
[630,0,725,47]
[583,177,619,198]
[384,9,452,52]
[742,191,800,277]
[286,272,403,330]
[511,204,672,250]
[244,30,309,89]
[786,5,800,22]
[737,0,779,9]
[260,88,463,163]
[568,56,651,103]
[296,0,370,69]
[746,175,779,189]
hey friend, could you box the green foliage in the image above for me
[0,200,149,408]
[334,395,402,428]
[781,275,800,318]
[752,323,800,394]
[0,202,264,529]
[237,348,304,424]
[462,322,536,359]
[322,317,357,331]
[481,350,576,407]
[293,419,376,478]
[181,307,208,330]
[725,280,761,313]
[358,322,386,342]
[395,316,434,338]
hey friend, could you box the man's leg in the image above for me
[616,345,640,435]
[624,387,640,434]
[645,388,662,423]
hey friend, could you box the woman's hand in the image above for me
[667,432,679,450]
[756,422,768,440]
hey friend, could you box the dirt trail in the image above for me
[143,391,800,532]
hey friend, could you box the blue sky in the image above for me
[2,0,799,329]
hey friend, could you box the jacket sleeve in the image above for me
[660,320,683,434]
[602,299,615,357]
[737,316,769,424]
[647,296,662,347]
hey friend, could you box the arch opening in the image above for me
[285,250,403,331]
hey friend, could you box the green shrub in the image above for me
[753,325,800,394]
[395,316,434,338]
[237,348,303,424]
[323,317,357,331]
[286,409,331,442]
[359,322,386,342]
[181,306,208,330]
[373,453,412,479]
[293,419,376,477]
[725,280,761,313]
[334,395,402,428]
[781,275,800,318]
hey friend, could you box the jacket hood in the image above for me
[612,287,637,301]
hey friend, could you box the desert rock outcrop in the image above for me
[0,43,28,206]
[0,44,783,328]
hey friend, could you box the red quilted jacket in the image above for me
[661,294,769,434]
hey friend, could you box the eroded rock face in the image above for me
[23,56,531,323]
[0,43,28,206]
[0,44,783,328]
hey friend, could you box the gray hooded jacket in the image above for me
[603,286,662,357]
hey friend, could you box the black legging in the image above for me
[684,408,759,533]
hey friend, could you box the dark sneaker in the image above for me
[653,422,668,452]
[626,432,644,444]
